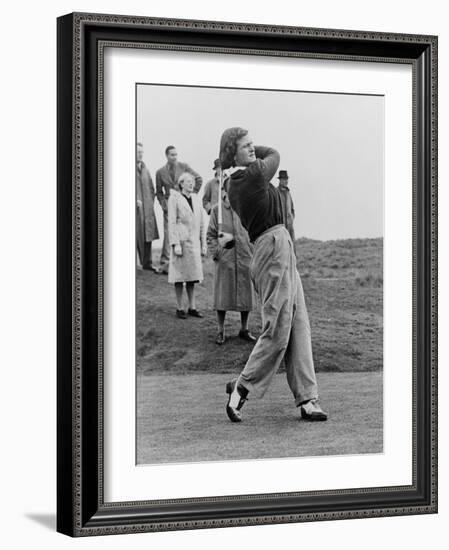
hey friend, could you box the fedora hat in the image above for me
[278,170,289,179]
[212,158,221,170]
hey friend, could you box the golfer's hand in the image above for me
[137,199,143,209]
[201,245,207,257]
[218,232,234,248]
[174,244,183,256]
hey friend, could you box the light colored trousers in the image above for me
[238,225,318,406]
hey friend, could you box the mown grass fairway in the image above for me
[136,238,383,463]
[137,372,383,464]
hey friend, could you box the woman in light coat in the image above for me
[168,172,207,319]
[207,184,256,345]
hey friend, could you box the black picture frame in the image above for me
[57,12,438,537]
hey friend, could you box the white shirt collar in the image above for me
[227,166,247,176]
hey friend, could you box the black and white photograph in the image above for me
[1,0,443,546]
[136,84,384,465]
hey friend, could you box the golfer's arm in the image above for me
[253,146,280,183]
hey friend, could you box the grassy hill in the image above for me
[137,237,383,374]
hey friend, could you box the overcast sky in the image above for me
[137,84,384,241]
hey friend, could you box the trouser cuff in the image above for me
[237,379,260,399]
[295,393,319,407]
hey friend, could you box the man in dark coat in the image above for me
[277,170,296,243]
[137,142,159,271]
[156,145,202,273]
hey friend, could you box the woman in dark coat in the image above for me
[206,185,256,345]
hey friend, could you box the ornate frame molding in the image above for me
[57,12,438,537]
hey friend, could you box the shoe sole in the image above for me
[226,403,242,422]
[300,408,328,421]
[238,334,257,342]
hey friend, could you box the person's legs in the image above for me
[240,311,249,331]
[142,241,153,270]
[227,227,294,422]
[137,241,144,268]
[284,271,319,406]
[237,228,294,398]
[217,310,226,332]
[238,311,256,342]
[216,310,226,344]
[186,282,196,309]
[282,239,327,420]
[186,283,203,317]
[159,209,170,272]
[227,227,326,422]
[136,249,143,270]
[174,282,184,310]
[136,208,145,266]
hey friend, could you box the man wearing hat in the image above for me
[277,170,296,243]
[202,159,222,215]
[219,127,327,424]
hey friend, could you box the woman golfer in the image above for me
[220,127,328,422]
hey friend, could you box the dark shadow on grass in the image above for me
[25,513,56,531]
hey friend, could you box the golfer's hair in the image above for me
[177,171,194,190]
[219,127,248,170]
[165,145,176,156]
[137,141,143,147]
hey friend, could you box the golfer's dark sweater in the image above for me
[228,146,282,243]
